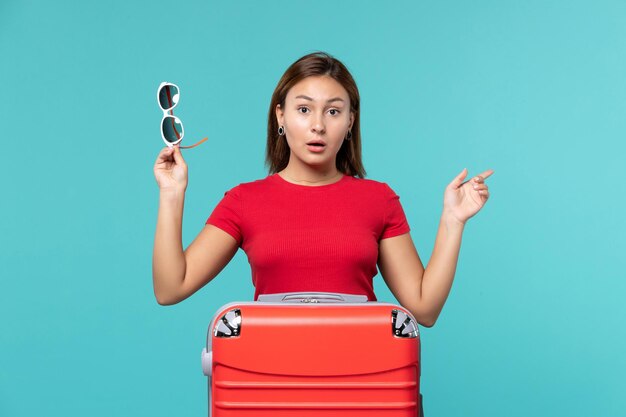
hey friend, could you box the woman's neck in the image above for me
[278,165,343,186]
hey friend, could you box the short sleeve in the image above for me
[380,184,411,240]
[205,186,243,245]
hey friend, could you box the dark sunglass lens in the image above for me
[158,85,179,110]
[161,116,183,143]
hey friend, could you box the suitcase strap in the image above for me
[256,292,368,303]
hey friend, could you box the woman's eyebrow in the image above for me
[295,95,345,104]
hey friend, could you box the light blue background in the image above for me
[1,1,624,416]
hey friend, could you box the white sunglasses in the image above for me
[157,82,207,149]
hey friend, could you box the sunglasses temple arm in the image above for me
[179,137,208,149]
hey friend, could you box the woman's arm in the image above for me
[152,146,239,305]
[378,168,493,327]
[378,214,463,327]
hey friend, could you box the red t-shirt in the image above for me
[206,174,410,301]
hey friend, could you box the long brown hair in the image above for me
[265,52,366,178]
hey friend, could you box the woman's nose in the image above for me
[311,113,325,134]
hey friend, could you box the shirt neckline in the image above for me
[270,173,350,190]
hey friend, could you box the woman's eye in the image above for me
[329,109,340,116]
[298,107,309,114]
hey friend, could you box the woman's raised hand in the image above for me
[153,146,188,193]
[443,168,494,225]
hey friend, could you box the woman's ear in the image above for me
[349,112,355,130]
[275,104,284,126]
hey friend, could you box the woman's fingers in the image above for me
[473,169,494,182]
[448,168,468,190]
[471,181,489,196]
[451,169,494,190]
[155,146,174,165]
[470,182,490,200]
[154,146,187,170]
[160,146,173,157]
[172,145,185,164]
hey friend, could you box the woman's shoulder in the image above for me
[223,175,276,195]
[348,176,387,186]
[346,176,397,195]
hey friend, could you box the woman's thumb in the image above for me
[172,146,185,165]
[448,168,467,189]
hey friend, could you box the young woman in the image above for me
[152,52,493,327]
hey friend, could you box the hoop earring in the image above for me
[345,130,352,141]
[278,126,285,136]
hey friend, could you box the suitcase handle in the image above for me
[257,292,368,303]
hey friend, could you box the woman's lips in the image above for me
[306,143,326,153]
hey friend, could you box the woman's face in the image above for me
[276,76,354,172]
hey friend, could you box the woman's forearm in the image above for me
[152,190,187,304]
[421,211,465,323]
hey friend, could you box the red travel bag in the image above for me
[201,292,422,416]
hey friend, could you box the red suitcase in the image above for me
[201,292,422,416]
